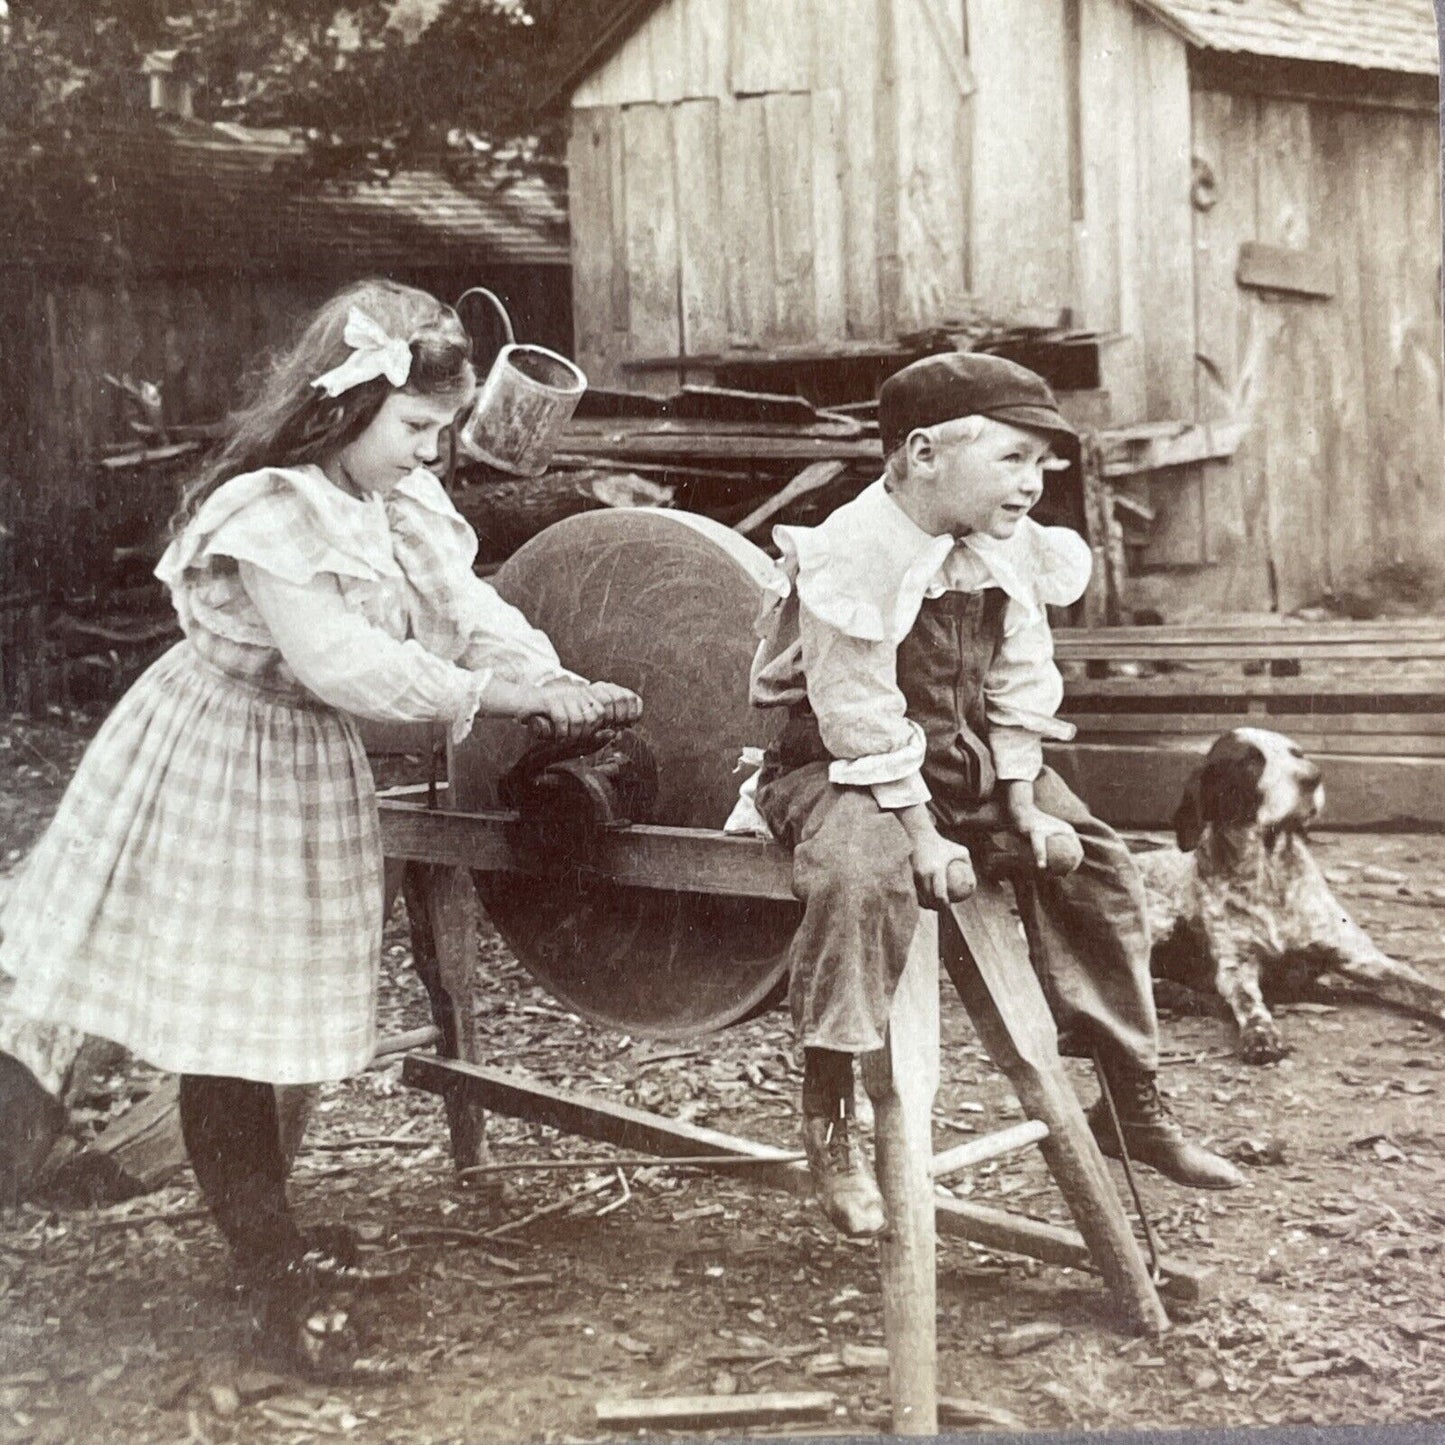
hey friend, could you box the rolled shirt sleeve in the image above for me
[240,563,489,744]
[797,602,931,808]
[983,600,1077,783]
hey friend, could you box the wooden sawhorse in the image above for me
[382,802,1197,1435]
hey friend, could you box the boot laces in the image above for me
[1120,1072,1174,1127]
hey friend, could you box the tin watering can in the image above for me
[455,288,588,477]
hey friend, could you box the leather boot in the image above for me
[1090,1060,1244,1191]
[802,1108,887,1236]
[800,1050,885,1236]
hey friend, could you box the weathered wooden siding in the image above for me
[0,264,569,701]
[1129,87,1445,616]
[569,0,978,386]
[569,0,1193,393]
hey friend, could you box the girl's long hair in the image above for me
[173,279,474,532]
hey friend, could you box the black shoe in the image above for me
[801,1110,887,1237]
[246,1284,406,1384]
[1090,1068,1244,1191]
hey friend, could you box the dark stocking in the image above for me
[178,1074,304,1275]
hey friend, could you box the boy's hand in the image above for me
[910,833,977,909]
[1009,804,1084,875]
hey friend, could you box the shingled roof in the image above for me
[1135,0,1440,77]
[21,118,570,275]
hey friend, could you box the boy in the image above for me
[749,353,1242,1236]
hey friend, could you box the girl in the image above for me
[0,279,641,1375]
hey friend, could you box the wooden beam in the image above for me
[400,1053,1208,1297]
[1236,241,1336,300]
[1100,419,1248,477]
[931,1119,1050,1180]
[379,802,798,901]
[595,1392,837,1431]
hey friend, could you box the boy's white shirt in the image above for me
[746,478,1092,815]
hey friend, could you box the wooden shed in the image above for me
[554,0,1443,618]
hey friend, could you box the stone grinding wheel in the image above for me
[451,508,801,1039]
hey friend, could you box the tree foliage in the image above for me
[0,0,611,249]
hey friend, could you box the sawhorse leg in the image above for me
[401,862,489,1172]
[942,886,1169,1336]
[861,912,940,1436]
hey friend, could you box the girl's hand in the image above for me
[524,683,608,743]
[586,680,643,728]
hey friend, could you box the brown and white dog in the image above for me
[1136,727,1445,1063]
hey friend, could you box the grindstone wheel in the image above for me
[452,508,801,1038]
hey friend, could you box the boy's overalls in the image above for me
[755,586,1158,1074]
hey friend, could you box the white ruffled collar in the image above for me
[769,479,1092,644]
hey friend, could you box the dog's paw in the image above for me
[1239,1017,1290,1065]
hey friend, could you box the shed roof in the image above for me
[548,0,1441,104]
[19,118,570,275]
[1135,0,1439,77]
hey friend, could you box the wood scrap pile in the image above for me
[452,383,876,563]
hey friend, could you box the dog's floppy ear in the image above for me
[1173,766,1206,850]
[1175,734,1267,846]
[1198,735,1267,832]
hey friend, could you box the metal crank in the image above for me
[496,727,660,875]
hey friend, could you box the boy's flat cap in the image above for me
[878,351,1078,458]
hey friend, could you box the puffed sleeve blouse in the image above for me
[155,465,578,741]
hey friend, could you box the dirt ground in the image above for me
[2,709,1444,1444]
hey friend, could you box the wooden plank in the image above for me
[1255,98,1324,611]
[730,0,812,95]
[679,0,729,98]
[402,1054,1207,1294]
[1054,639,1445,662]
[861,914,939,1434]
[646,0,685,103]
[734,460,848,537]
[1190,85,1272,600]
[1047,743,1445,830]
[1101,420,1247,476]
[673,99,729,358]
[968,0,1072,316]
[941,890,1168,1336]
[554,433,880,463]
[1061,712,1445,740]
[1370,110,1445,580]
[1059,675,1445,699]
[1077,0,1128,337]
[873,0,900,335]
[1311,106,1375,597]
[621,105,682,393]
[574,11,655,108]
[595,1394,837,1431]
[892,0,969,332]
[1134,18,1202,569]
[719,96,775,343]
[765,91,816,342]
[1054,621,1445,647]
[566,110,622,388]
[931,1119,1051,1181]
[379,803,799,901]
[1236,241,1335,299]
[1062,725,1445,758]
[404,1055,806,1182]
[839,0,882,336]
[1097,1,1146,421]
[811,86,847,342]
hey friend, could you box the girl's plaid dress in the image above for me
[0,466,570,1084]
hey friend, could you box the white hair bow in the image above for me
[311,307,413,397]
